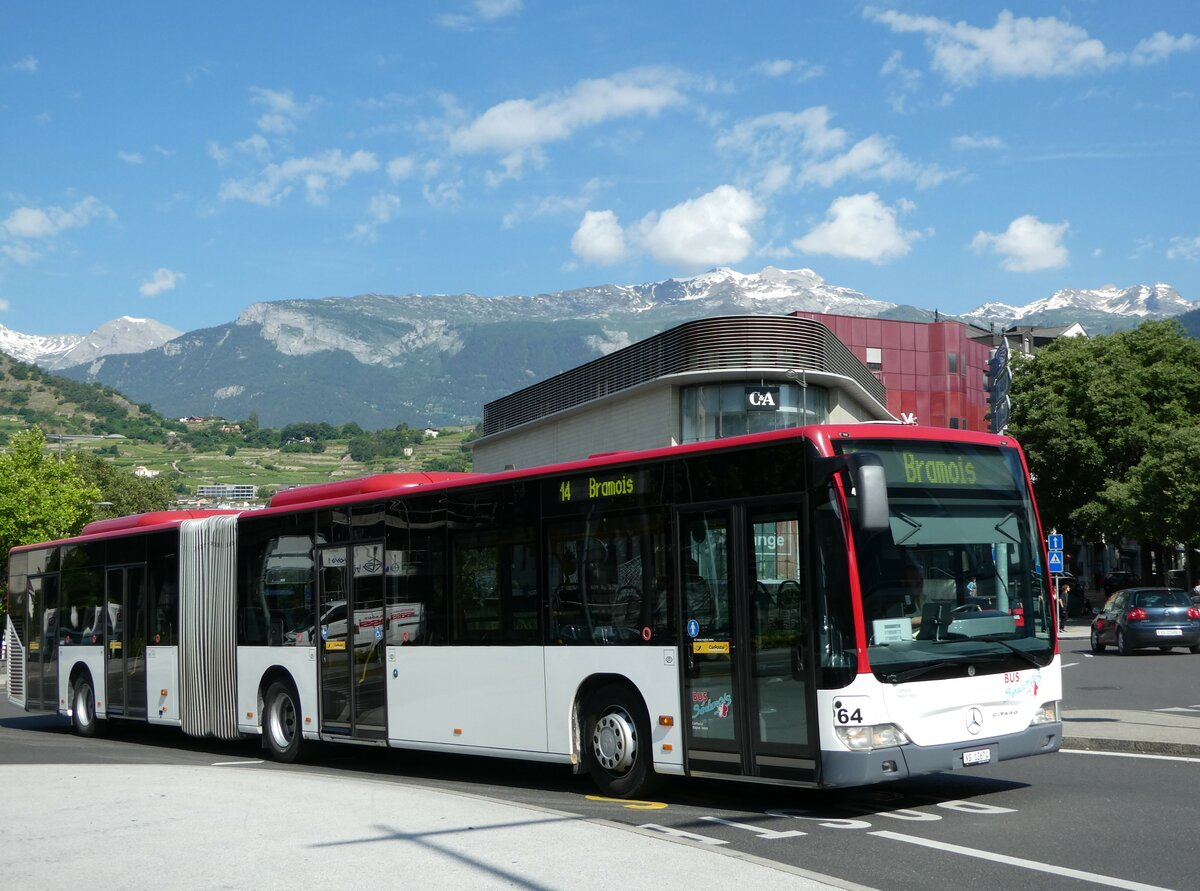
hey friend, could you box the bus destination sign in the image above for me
[557,470,641,504]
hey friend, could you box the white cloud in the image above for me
[792,192,919,264]
[718,107,954,193]
[716,108,848,160]
[12,57,38,73]
[1,244,40,264]
[951,133,1005,150]
[866,8,1120,85]
[1131,32,1198,65]
[752,58,824,80]
[504,178,606,229]
[449,68,686,178]
[1167,235,1200,261]
[1,196,116,239]
[438,0,523,30]
[798,134,954,189]
[387,156,416,181]
[572,210,626,264]
[422,179,464,208]
[0,297,9,310]
[118,150,144,165]
[139,268,184,297]
[249,87,315,134]
[349,193,403,243]
[218,149,379,206]
[881,51,922,113]
[637,185,763,268]
[971,215,1070,271]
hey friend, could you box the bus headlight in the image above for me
[835,723,910,751]
[1029,701,1060,725]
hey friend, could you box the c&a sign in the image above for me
[744,386,780,411]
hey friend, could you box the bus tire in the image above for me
[582,684,659,799]
[71,676,99,739]
[264,680,306,763]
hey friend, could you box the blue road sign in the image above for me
[1048,550,1064,573]
[1048,533,1063,551]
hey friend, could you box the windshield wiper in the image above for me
[970,635,1048,668]
[882,658,978,684]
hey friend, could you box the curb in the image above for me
[1061,736,1200,758]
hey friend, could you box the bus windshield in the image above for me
[840,439,1052,680]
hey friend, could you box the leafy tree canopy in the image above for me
[1008,320,1200,547]
[72,451,177,520]
[0,426,102,587]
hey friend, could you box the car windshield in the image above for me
[841,439,1054,681]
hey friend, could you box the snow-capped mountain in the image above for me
[959,283,1197,328]
[0,316,182,369]
[43,268,1198,428]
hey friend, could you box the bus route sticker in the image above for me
[687,618,700,638]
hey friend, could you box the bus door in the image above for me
[316,544,386,739]
[26,574,59,711]
[679,504,818,784]
[104,565,148,719]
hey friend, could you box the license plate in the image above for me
[1156,628,1183,637]
[962,748,991,766]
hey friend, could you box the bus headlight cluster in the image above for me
[835,723,910,751]
[1029,701,1060,725]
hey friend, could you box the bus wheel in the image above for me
[264,681,305,763]
[71,676,99,738]
[583,684,658,798]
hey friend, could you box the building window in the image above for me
[679,382,829,444]
[865,347,882,371]
[948,352,958,374]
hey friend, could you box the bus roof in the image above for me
[10,510,241,554]
[268,471,473,509]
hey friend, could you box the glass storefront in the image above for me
[680,382,828,444]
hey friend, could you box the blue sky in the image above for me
[2,1,1198,335]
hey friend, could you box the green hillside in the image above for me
[0,352,476,500]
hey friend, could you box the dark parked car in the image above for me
[1103,571,1140,597]
[1090,587,1200,655]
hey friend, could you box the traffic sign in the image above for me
[1047,533,1063,551]
[1048,550,1064,573]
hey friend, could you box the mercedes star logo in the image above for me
[966,707,984,735]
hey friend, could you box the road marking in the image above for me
[1153,706,1200,713]
[870,829,1172,890]
[1061,661,1079,668]
[701,816,806,839]
[1060,748,1200,764]
[211,759,264,766]
[639,823,728,845]
[585,794,667,810]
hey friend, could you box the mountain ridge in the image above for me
[17,266,1194,429]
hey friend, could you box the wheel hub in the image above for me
[592,708,637,774]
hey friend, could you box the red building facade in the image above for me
[792,311,990,431]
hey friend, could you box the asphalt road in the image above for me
[1,646,1196,890]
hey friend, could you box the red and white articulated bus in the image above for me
[5,424,1062,797]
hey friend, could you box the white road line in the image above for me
[1059,748,1200,764]
[1061,661,1079,668]
[1153,706,1199,713]
[870,829,1172,890]
[211,759,265,766]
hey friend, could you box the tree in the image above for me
[73,451,177,519]
[1008,320,1200,571]
[0,427,102,614]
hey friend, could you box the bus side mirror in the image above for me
[847,453,889,532]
